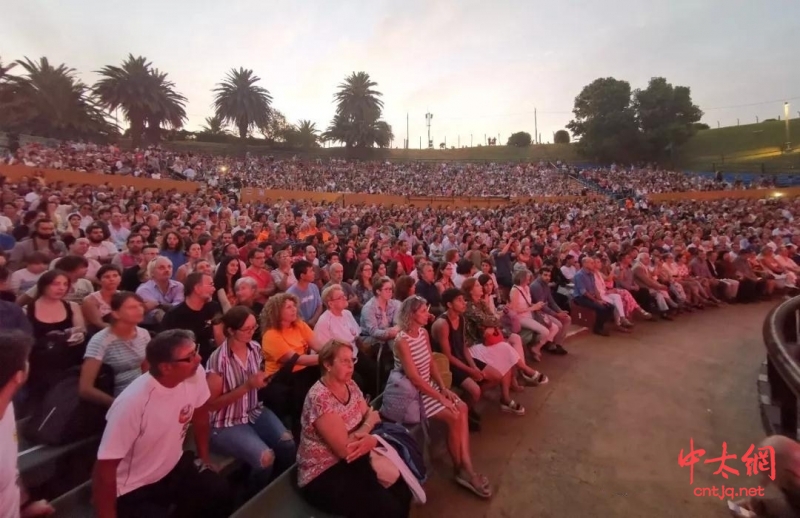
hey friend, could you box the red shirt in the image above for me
[244,266,273,303]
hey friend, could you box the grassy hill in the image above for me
[161,140,579,163]
[676,119,800,172]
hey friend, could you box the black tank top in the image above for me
[28,300,73,342]
[435,314,469,365]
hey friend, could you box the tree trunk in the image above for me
[239,123,247,141]
[130,113,144,148]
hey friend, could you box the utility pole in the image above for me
[406,112,409,149]
[419,136,422,149]
[534,107,538,145]
[444,136,447,148]
[425,112,433,149]
[470,134,473,147]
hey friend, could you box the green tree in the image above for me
[0,57,116,139]
[633,77,702,161]
[94,54,186,147]
[567,77,641,163]
[692,122,710,131]
[213,67,272,142]
[199,114,229,136]
[327,72,392,148]
[507,131,532,147]
[293,120,320,148]
[260,108,291,143]
[554,129,570,144]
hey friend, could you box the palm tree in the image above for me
[295,120,319,148]
[212,68,272,141]
[329,71,392,148]
[0,57,115,139]
[334,72,383,122]
[94,54,186,147]
[200,115,229,136]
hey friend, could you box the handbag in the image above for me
[380,370,422,424]
[483,327,504,346]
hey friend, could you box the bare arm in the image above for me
[432,319,477,374]
[82,297,108,330]
[92,458,121,518]
[394,334,446,402]
[79,358,115,407]
[191,404,212,465]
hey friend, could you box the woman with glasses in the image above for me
[206,306,296,494]
[313,285,378,397]
[360,277,402,349]
[384,296,492,499]
[298,340,411,517]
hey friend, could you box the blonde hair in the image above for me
[396,296,428,332]
[260,292,300,334]
[318,339,354,374]
[321,284,343,305]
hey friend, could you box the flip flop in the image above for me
[455,472,492,499]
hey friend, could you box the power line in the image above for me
[701,96,800,111]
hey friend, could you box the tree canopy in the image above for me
[567,76,702,164]
[507,131,532,147]
[554,130,570,144]
[213,67,272,141]
[94,54,185,147]
[0,56,117,140]
[325,72,393,148]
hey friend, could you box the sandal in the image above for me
[501,399,526,416]
[521,371,549,386]
[455,472,492,499]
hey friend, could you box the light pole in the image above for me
[785,102,791,151]
[425,112,433,149]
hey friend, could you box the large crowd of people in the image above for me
[577,165,777,197]
[2,144,800,517]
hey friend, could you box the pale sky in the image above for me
[2,0,798,146]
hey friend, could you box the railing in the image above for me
[762,296,800,439]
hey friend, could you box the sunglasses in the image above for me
[171,343,200,363]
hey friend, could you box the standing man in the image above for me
[92,330,233,518]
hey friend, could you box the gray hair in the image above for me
[235,276,257,291]
[321,284,344,305]
[147,256,172,277]
[512,268,531,286]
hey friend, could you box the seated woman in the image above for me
[79,291,149,407]
[175,242,203,283]
[351,261,375,308]
[26,270,87,402]
[383,296,492,499]
[393,275,416,302]
[597,258,651,321]
[82,264,122,334]
[214,255,241,311]
[259,293,324,432]
[508,269,558,361]
[360,276,402,347]
[298,340,412,518]
[206,306,296,493]
[462,278,548,387]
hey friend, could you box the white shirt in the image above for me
[0,215,12,234]
[85,241,119,262]
[561,265,577,281]
[109,225,131,251]
[97,366,210,496]
[313,310,361,358]
[0,405,19,518]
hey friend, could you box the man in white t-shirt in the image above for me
[0,330,54,518]
[91,329,232,518]
[84,223,118,265]
[313,285,377,397]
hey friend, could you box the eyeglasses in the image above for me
[171,343,200,363]
[328,296,347,303]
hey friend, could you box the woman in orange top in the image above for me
[260,293,324,426]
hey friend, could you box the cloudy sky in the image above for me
[2,0,798,146]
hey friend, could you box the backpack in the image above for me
[25,364,114,446]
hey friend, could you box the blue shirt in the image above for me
[572,268,598,298]
[287,283,321,323]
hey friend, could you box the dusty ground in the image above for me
[413,301,774,518]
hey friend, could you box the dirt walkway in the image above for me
[414,302,773,518]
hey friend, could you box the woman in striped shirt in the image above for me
[391,296,492,499]
[205,306,296,492]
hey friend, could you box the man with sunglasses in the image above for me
[92,329,232,518]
